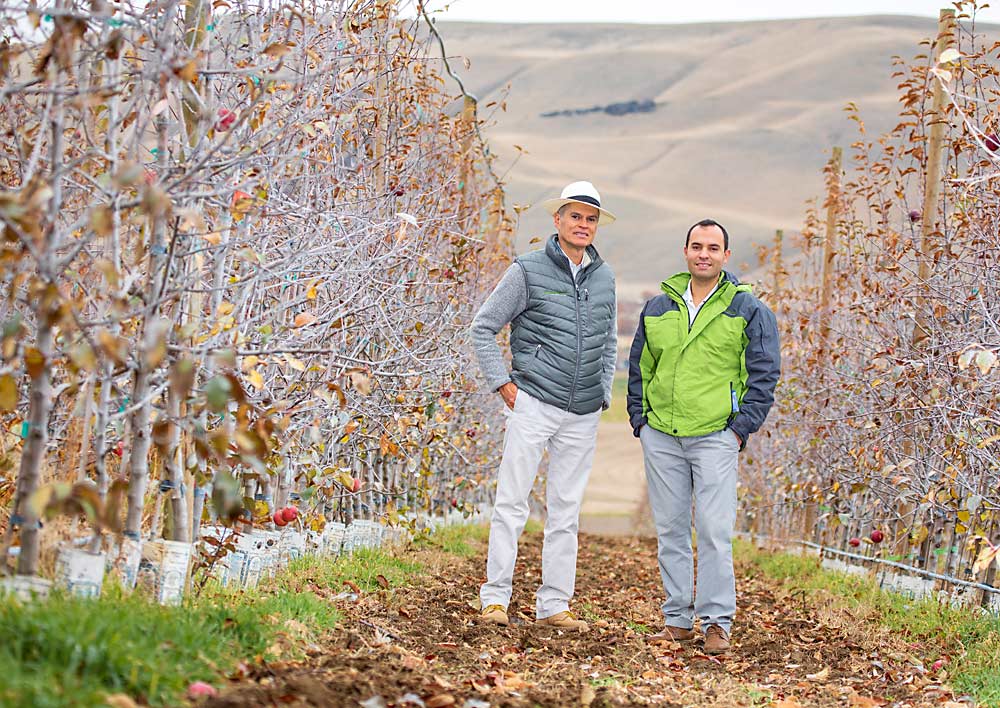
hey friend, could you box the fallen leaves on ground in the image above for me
[204,533,966,707]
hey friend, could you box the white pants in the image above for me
[480,390,602,618]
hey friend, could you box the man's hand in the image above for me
[498,382,518,410]
[732,431,743,448]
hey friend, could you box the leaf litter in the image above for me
[203,533,970,707]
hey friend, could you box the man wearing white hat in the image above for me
[470,180,618,631]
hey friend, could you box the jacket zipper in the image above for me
[567,278,583,410]
[662,279,728,432]
[687,284,725,332]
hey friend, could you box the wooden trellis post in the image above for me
[772,229,784,305]
[818,146,843,359]
[912,8,956,348]
[460,94,478,208]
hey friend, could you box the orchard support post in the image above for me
[818,147,842,360]
[912,8,956,348]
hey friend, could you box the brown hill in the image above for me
[436,15,998,296]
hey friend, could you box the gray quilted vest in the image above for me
[510,235,616,414]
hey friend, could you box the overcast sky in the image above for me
[408,0,997,24]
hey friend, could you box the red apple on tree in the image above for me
[351,477,363,493]
[281,506,298,523]
[848,537,861,547]
[272,511,287,527]
[215,107,236,131]
[985,134,1000,152]
[870,529,884,543]
[908,209,921,222]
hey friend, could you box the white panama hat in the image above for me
[540,180,617,225]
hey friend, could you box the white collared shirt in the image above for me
[683,278,720,326]
[561,248,592,283]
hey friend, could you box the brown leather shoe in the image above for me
[536,610,589,632]
[480,604,509,626]
[648,625,696,643]
[704,624,731,654]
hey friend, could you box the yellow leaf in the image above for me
[806,667,830,682]
[262,42,293,58]
[293,312,317,328]
[247,368,264,390]
[175,58,198,83]
[24,347,45,378]
[284,354,305,372]
[349,371,371,395]
[0,374,17,411]
[217,301,235,316]
[958,510,971,523]
[973,543,999,574]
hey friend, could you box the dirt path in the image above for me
[580,421,649,536]
[205,533,963,708]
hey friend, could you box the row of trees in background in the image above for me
[743,2,1000,600]
[0,0,513,580]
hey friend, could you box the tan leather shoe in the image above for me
[648,624,696,643]
[480,604,509,626]
[704,624,731,654]
[537,610,589,632]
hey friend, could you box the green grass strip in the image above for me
[736,539,1000,706]
[0,524,484,707]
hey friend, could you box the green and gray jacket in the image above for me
[626,270,780,447]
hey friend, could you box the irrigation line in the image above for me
[737,531,1000,596]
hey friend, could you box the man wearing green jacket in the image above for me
[627,219,780,654]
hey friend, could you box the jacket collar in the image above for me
[545,234,603,277]
[661,269,745,299]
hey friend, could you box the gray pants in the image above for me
[639,424,739,633]
[480,391,601,618]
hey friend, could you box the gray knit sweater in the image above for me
[471,259,618,409]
